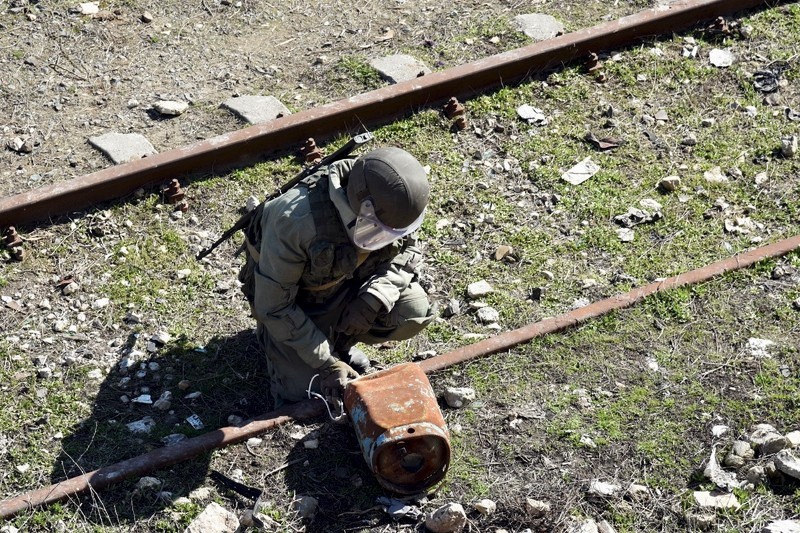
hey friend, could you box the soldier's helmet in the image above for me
[346,147,430,250]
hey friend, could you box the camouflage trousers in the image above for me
[239,254,435,405]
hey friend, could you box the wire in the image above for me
[306,374,345,421]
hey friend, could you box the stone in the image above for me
[659,176,681,191]
[785,430,800,448]
[474,499,496,516]
[774,449,800,480]
[746,465,766,485]
[681,133,697,146]
[477,307,499,324]
[704,166,728,184]
[0,525,20,533]
[79,2,99,15]
[186,502,239,533]
[568,520,599,533]
[92,297,109,309]
[512,13,564,41]
[153,100,188,116]
[617,228,634,242]
[686,513,716,530]
[126,416,155,434]
[597,520,617,533]
[153,391,172,411]
[761,435,789,455]
[693,491,740,510]
[189,487,213,500]
[135,476,161,492]
[369,54,431,84]
[444,387,476,408]
[709,48,735,68]
[762,520,800,533]
[88,132,156,164]
[626,483,650,502]
[466,280,493,298]
[221,95,291,125]
[292,495,318,519]
[723,452,745,469]
[747,339,775,358]
[587,480,622,498]
[517,104,548,125]
[732,440,755,459]
[781,135,798,158]
[425,503,467,533]
[494,245,513,261]
[525,498,550,518]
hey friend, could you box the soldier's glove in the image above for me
[336,293,382,336]
[319,360,359,400]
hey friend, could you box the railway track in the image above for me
[0,0,780,229]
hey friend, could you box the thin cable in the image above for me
[306,374,345,421]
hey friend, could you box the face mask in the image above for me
[351,198,425,251]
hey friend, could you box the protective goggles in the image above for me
[352,198,425,251]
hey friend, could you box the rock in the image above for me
[686,513,716,530]
[494,245,513,261]
[616,228,634,242]
[785,431,800,448]
[444,387,476,408]
[221,95,291,125]
[92,297,109,309]
[746,465,766,485]
[516,104,548,125]
[587,480,622,498]
[681,133,698,146]
[626,483,650,502]
[186,502,239,533]
[132,394,153,405]
[658,176,681,191]
[474,499,496,516]
[749,423,781,444]
[153,391,172,411]
[525,498,550,518]
[732,440,755,459]
[704,166,728,184]
[293,495,318,519]
[702,446,739,491]
[369,54,431,84]
[597,520,618,533]
[442,298,460,318]
[693,491,740,510]
[568,519,599,533]
[723,452,745,469]
[774,449,800,480]
[153,100,189,116]
[762,520,800,533]
[711,424,729,438]
[747,339,775,358]
[512,13,564,41]
[761,435,789,455]
[88,132,156,164]
[781,135,798,158]
[86,369,104,380]
[126,416,156,434]
[79,2,99,15]
[562,157,600,185]
[161,433,187,446]
[477,307,499,324]
[466,280,493,298]
[140,11,153,22]
[189,487,213,500]
[709,48,735,67]
[0,525,20,533]
[701,118,716,127]
[425,503,466,533]
[135,476,161,492]
[62,281,80,295]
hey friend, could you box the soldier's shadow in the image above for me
[50,328,271,525]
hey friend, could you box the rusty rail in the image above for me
[0,0,777,227]
[1,234,798,518]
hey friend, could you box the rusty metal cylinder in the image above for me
[344,362,450,495]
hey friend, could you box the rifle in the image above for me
[196,132,374,261]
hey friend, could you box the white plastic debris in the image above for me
[562,157,600,185]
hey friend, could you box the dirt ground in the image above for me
[2,1,800,532]
[0,0,645,197]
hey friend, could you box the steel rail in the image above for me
[0,0,777,227]
[1,234,798,518]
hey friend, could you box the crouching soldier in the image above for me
[239,147,436,406]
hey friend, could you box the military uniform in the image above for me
[239,159,434,404]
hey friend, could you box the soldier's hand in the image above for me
[320,360,359,400]
[337,294,382,336]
